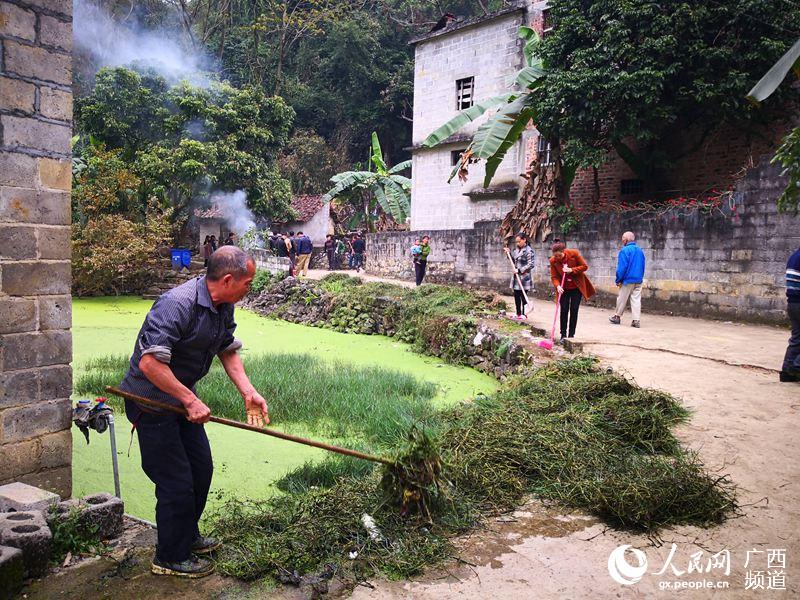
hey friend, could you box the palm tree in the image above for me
[322,132,411,231]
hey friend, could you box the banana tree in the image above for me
[322,132,411,231]
[422,27,562,189]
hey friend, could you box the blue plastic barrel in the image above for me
[180,249,192,269]
[170,248,182,270]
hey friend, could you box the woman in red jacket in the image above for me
[549,240,596,341]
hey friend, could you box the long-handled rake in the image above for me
[105,386,444,517]
[106,386,393,465]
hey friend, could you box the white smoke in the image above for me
[73,0,214,85]
[213,190,256,236]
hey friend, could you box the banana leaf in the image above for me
[746,38,800,103]
[422,93,516,148]
[388,160,412,174]
[322,171,375,203]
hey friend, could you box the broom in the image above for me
[539,269,567,350]
[504,247,530,315]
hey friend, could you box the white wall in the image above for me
[410,11,528,231]
[281,204,331,247]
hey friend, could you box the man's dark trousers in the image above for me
[129,406,213,562]
[415,260,427,286]
[784,303,800,373]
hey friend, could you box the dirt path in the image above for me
[308,269,799,598]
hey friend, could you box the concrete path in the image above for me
[307,268,799,599]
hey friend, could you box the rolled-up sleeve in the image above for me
[218,308,242,355]
[138,297,191,364]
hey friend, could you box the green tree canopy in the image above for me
[75,66,295,222]
[533,0,800,185]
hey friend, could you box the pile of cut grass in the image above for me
[210,357,736,582]
[75,352,438,448]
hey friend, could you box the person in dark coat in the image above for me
[119,246,269,578]
[781,245,800,382]
[324,235,336,270]
[549,240,596,341]
[506,233,534,319]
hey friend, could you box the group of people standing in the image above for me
[201,233,236,267]
[267,231,367,276]
[507,231,646,343]
[268,231,314,276]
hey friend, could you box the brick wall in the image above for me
[0,0,73,497]
[368,158,799,324]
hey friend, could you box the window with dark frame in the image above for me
[620,179,644,195]
[451,149,477,166]
[537,136,554,166]
[455,77,474,110]
[542,9,553,38]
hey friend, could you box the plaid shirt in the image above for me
[120,276,241,410]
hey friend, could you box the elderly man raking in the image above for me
[118,246,269,578]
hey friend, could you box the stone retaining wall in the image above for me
[0,0,73,497]
[368,159,798,324]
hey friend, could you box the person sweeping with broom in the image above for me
[549,240,596,342]
[119,245,269,578]
[505,232,534,320]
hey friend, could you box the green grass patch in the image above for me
[211,357,736,583]
[76,353,438,449]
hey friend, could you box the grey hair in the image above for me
[207,245,254,281]
[622,231,635,243]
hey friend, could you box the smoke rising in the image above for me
[213,190,256,236]
[74,0,214,85]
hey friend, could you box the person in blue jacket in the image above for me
[781,246,800,382]
[609,231,646,328]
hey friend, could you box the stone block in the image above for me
[37,225,71,259]
[39,15,72,51]
[1,115,71,155]
[38,296,71,330]
[80,494,124,539]
[0,369,39,409]
[3,41,71,85]
[38,430,71,470]
[0,76,35,114]
[15,466,71,500]
[1,331,71,370]
[0,297,36,334]
[0,224,37,259]
[0,397,70,445]
[0,482,59,512]
[20,0,71,16]
[0,510,52,577]
[0,186,70,225]
[38,158,71,190]
[0,439,39,481]
[0,545,24,599]
[37,86,72,122]
[0,3,36,41]
[46,495,123,541]
[39,364,71,400]
[1,261,71,295]
[0,153,37,187]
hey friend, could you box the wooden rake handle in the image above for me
[105,386,394,466]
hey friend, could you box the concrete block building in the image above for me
[409,4,536,231]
